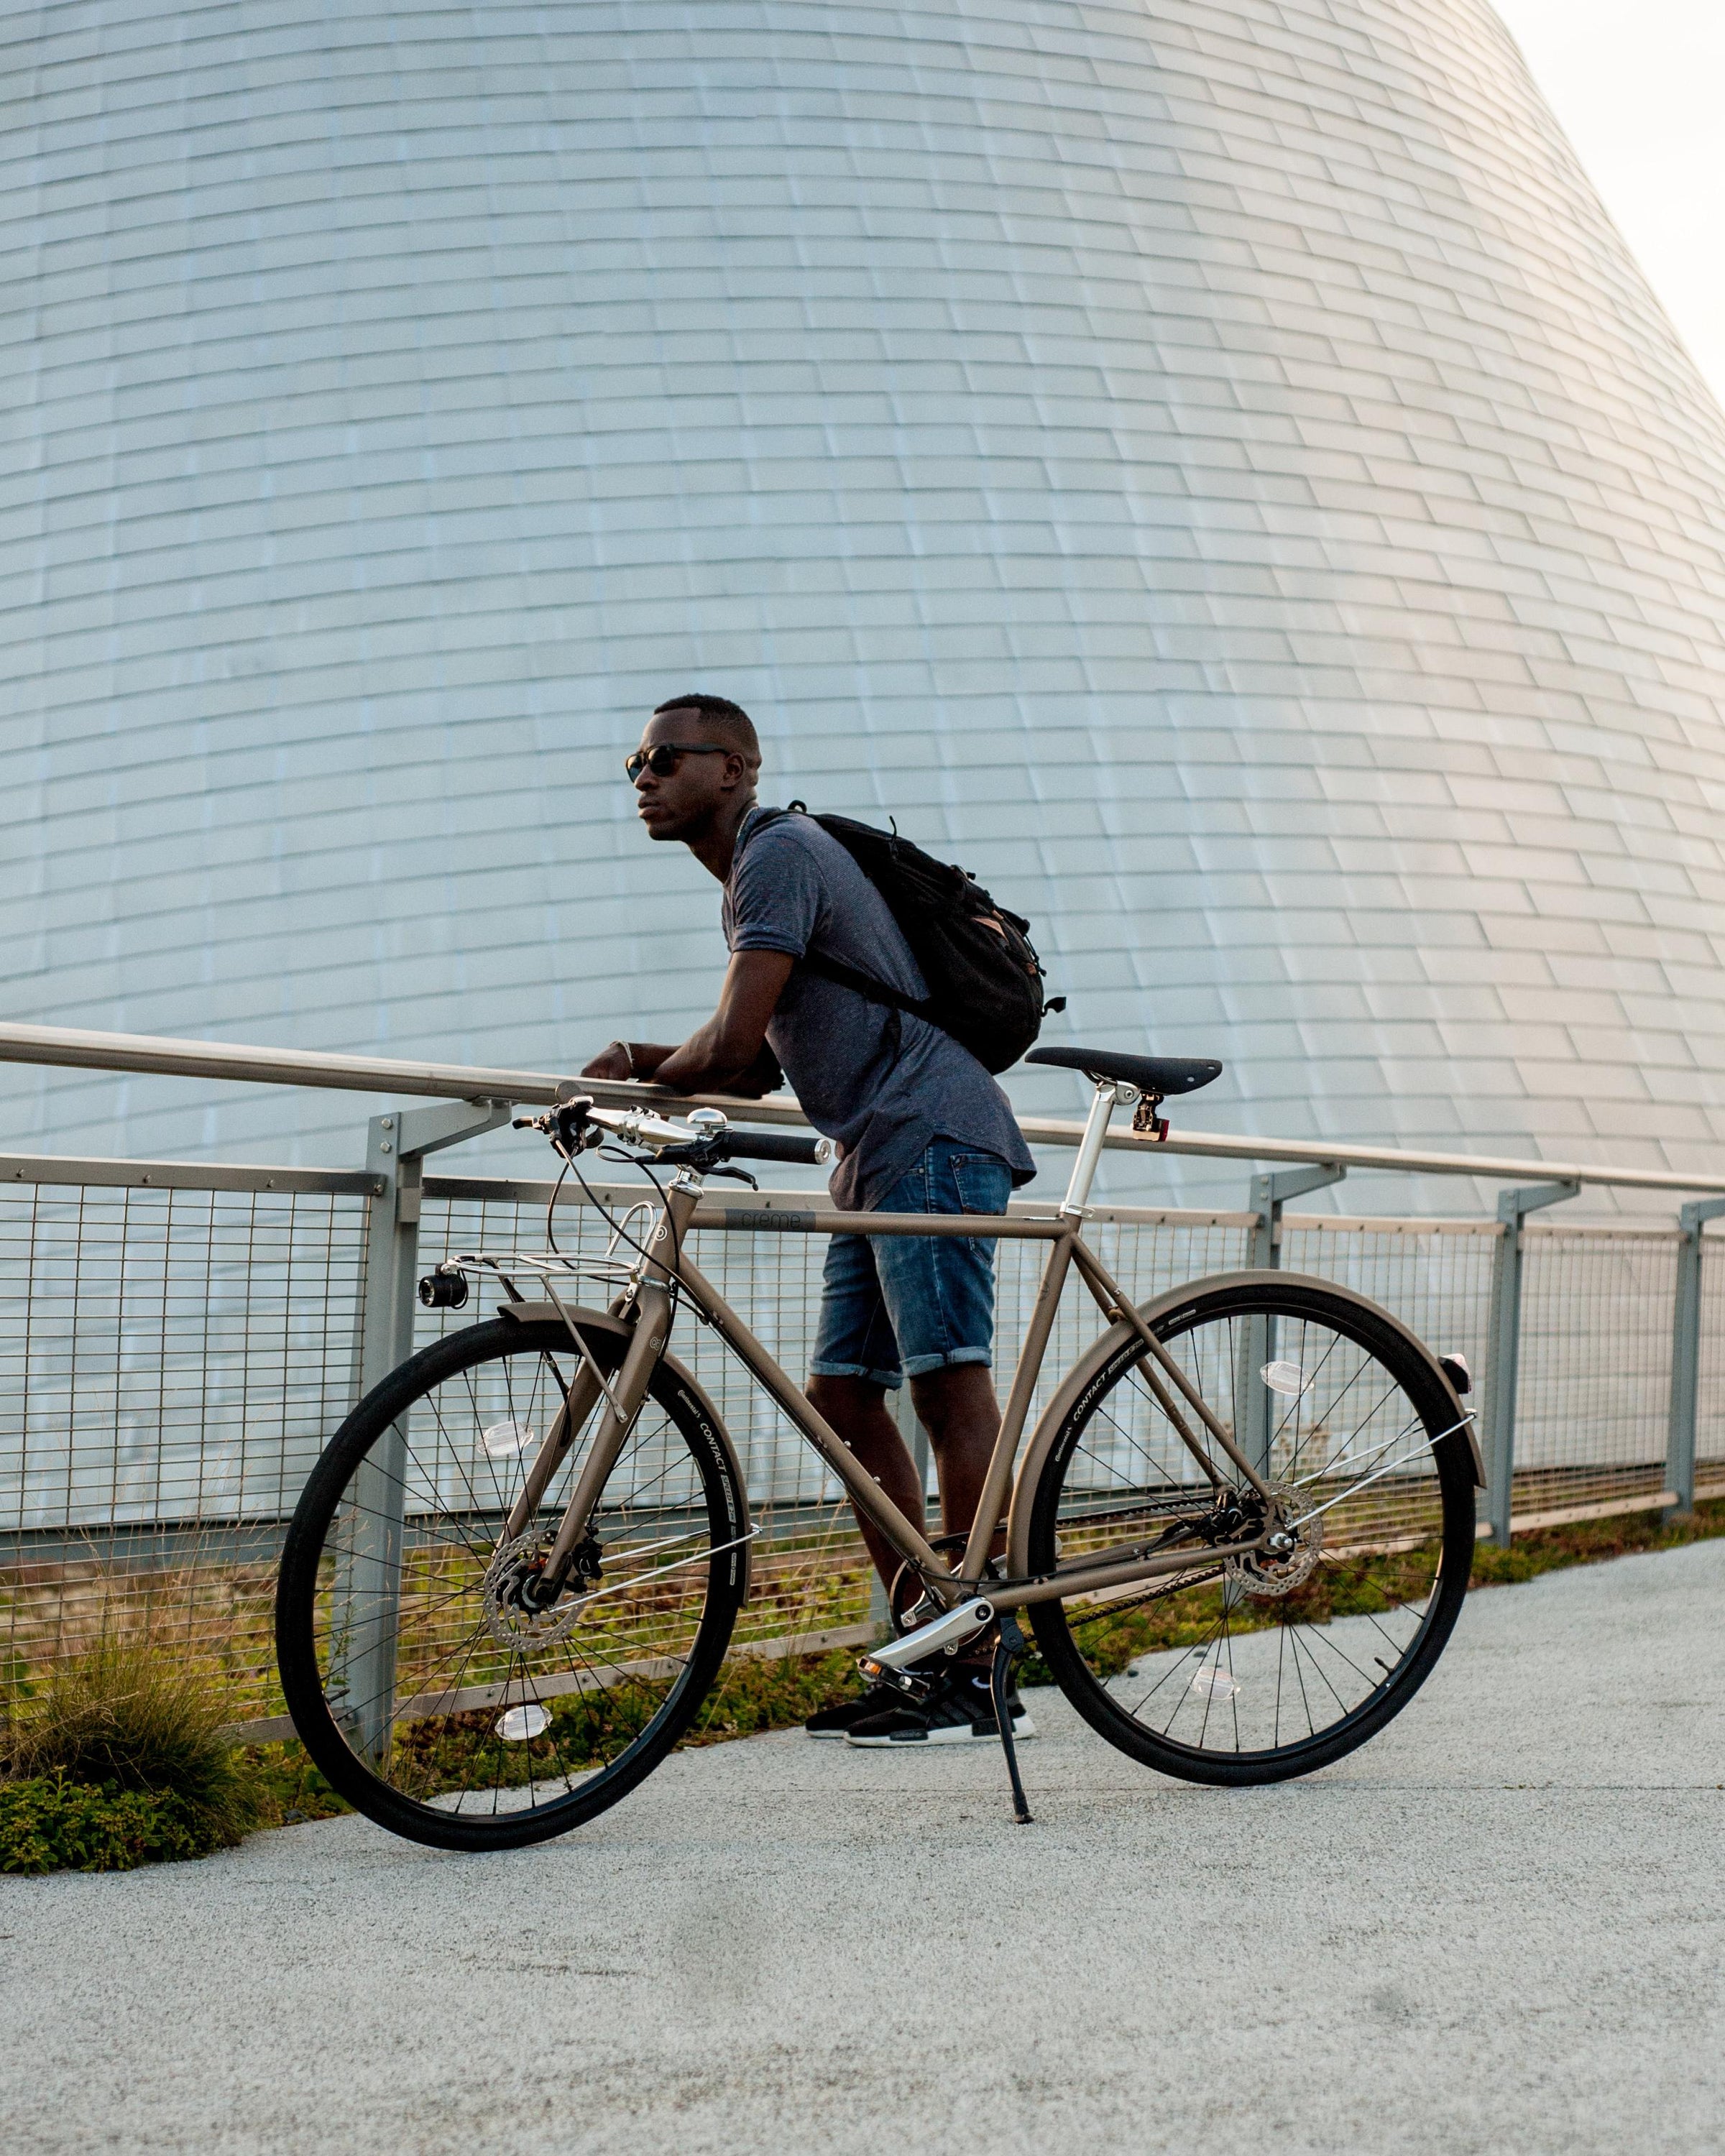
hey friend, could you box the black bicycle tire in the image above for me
[1026,1277,1476,1787]
[275,1317,745,1851]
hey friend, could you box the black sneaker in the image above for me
[804,1681,926,1739]
[845,1666,1037,1746]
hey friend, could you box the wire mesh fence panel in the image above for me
[1278,1221,1496,1386]
[0,1185,368,1722]
[1513,1227,1679,1515]
[995,1212,1256,1459]
[1274,1220,1496,1544]
[3,1162,1711,1736]
[1690,1229,1725,1497]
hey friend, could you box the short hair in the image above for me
[653,691,760,763]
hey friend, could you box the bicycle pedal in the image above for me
[858,1661,934,1703]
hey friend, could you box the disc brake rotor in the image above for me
[1225,1483,1322,1598]
[482,1531,587,1649]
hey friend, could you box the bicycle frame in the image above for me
[514,1080,1279,1614]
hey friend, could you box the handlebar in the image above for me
[720,1129,831,1167]
[516,1096,832,1169]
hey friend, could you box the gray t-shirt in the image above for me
[722,805,1036,1210]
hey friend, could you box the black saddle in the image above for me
[1026,1045,1223,1097]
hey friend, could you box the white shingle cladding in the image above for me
[4,0,1725,1210]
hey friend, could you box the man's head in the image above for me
[630,693,761,848]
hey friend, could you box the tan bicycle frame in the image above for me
[531,1081,1282,1614]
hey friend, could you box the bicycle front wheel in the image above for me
[276,1317,746,1850]
[1025,1274,1476,1784]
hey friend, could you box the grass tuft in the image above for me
[2,1630,258,1866]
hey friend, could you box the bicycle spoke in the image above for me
[1032,1284,1468,1776]
[285,1319,740,1841]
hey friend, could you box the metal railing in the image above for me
[1,1021,1722,1736]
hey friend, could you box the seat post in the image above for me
[1059,1082,1121,1217]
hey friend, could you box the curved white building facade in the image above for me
[4,0,1725,1206]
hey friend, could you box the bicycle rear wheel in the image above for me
[275,1316,746,1849]
[1026,1275,1476,1784]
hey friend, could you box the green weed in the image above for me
[0,1773,223,1874]
[3,1630,258,1861]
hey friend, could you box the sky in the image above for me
[1491,0,1725,410]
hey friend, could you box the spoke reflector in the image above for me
[1261,1360,1307,1396]
[481,1418,535,1458]
[497,1703,551,1742]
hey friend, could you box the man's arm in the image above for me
[580,949,794,1092]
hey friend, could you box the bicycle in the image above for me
[275,1044,1484,1849]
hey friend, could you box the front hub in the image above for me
[482,1532,592,1649]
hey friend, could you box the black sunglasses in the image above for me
[625,742,730,782]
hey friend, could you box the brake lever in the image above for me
[512,1105,594,1147]
[655,1141,759,1190]
[703,1163,760,1189]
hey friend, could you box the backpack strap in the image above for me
[795,949,934,1025]
[735,804,937,1026]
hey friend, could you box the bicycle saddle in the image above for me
[1026,1045,1223,1096]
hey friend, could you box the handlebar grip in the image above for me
[723,1129,833,1167]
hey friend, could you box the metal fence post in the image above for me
[1665,1197,1725,1515]
[330,1097,514,1761]
[1482,1179,1580,1546]
[1248,1163,1347,1273]
[1241,1162,1346,1475]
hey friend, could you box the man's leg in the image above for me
[806,1227,928,1606]
[801,1271,935,1737]
[808,1148,1033,1743]
[806,1365,1003,1598]
[805,1373,924,1600]
[907,1362,1001,1558]
[844,1360,1036,1747]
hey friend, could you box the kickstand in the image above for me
[991,1618,1034,1826]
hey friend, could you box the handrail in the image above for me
[1,1017,1723,1195]
[0,1151,384,1197]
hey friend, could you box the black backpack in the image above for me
[744,805,1063,1073]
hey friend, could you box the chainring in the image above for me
[1224,1483,1323,1598]
[482,1532,587,1649]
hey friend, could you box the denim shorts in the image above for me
[809,1138,1013,1388]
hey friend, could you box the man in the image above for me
[582,692,1039,1745]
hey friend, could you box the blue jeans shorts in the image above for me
[809,1138,1013,1388]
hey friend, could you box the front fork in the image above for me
[503,1182,696,1592]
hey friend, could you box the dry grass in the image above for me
[3,1627,259,1852]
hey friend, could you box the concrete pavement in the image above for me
[3,1540,1722,2155]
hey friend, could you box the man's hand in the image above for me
[580,1041,636,1081]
